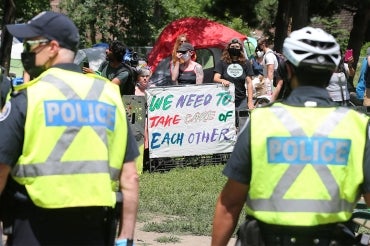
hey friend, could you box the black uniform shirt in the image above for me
[0,63,139,168]
[223,86,370,193]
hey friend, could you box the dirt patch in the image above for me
[134,221,236,246]
[1,219,237,246]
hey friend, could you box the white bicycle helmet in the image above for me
[283,27,341,70]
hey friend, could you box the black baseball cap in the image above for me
[177,43,194,52]
[6,11,79,52]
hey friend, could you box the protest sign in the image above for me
[146,84,237,158]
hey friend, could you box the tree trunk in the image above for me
[90,21,97,45]
[274,0,291,53]
[0,0,16,76]
[291,0,309,31]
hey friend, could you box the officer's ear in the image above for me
[285,62,299,89]
[285,61,293,81]
[48,40,61,56]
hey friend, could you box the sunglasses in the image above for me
[177,50,187,54]
[23,39,50,52]
[231,39,240,44]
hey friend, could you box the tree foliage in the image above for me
[0,0,51,23]
[1,0,369,65]
[59,0,154,47]
[311,16,349,52]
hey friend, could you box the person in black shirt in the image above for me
[213,38,254,110]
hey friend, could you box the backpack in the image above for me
[99,61,135,95]
[265,50,291,99]
[120,62,135,95]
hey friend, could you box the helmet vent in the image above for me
[300,39,337,49]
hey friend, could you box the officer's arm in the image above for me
[211,179,249,246]
[117,160,139,240]
[0,164,10,194]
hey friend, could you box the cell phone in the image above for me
[344,49,353,62]
[83,61,89,68]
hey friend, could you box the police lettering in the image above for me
[267,136,351,165]
[44,100,116,130]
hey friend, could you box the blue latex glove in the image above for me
[115,239,135,246]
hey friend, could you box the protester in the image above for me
[257,37,284,102]
[250,46,266,102]
[212,27,370,246]
[171,34,188,65]
[84,40,135,95]
[135,64,152,96]
[1,11,139,246]
[134,64,152,175]
[326,54,355,106]
[354,47,370,106]
[360,47,370,106]
[171,42,204,85]
[251,46,264,77]
[213,38,254,110]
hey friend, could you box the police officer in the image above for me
[211,27,370,246]
[0,11,139,246]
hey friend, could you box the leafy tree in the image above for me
[204,0,259,26]
[254,0,278,35]
[60,0,154,47]
[0,0,50,72]
[312,16,349,51]
[0,0,50,23]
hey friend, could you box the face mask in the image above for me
[228,47,241,57]
[21,52,47,79]
[181,52,190,62]
[256,51,264,58]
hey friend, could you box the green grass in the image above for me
[155,235,181,243]
[137,164,370,240]
[138,164,245,236]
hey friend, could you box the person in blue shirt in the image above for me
[355,47,370,103]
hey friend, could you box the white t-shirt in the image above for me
[262,49,278,77]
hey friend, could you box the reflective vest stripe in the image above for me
[12,160,121,178]
[248,106,354,213]
[248,199,351,213]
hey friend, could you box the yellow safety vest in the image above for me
[12,68,128,209]
[248,103,369,226]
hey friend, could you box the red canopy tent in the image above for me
[148,17,247,73]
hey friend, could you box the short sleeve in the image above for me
[214,60,224,75]
[0,92,27,167]
[222,120,252,184]
[123,120,140,163]
[265,52,276,67]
